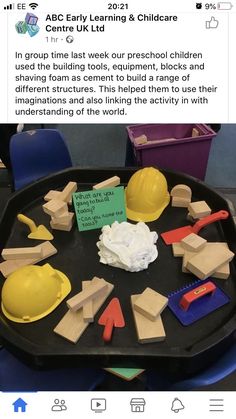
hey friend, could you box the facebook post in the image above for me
[0,0,236,417]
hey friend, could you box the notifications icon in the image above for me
[171,398,185,413]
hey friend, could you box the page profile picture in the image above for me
[15,12,40,37]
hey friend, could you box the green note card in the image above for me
[104,367,145,381]
[73,186,127,231]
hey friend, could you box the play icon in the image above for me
[91,398,106,412]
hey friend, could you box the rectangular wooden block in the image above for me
[1,246,43,260]
[192,127,200,137]
[186,245,234,280]
[67,277,107,311]
[188,201,211,218]
[54,279,114,343]
[43,199,68,217]
[0,241,57,277]
[133,287,168,321]
[172,242,185,257]
[60,182,77,203]
[93,176,120,190]
[82,280,94,323]
[50,219,73,232]
[51,212,74,224]
[44,190,72,205]
[181,233,207,252]
[134,135,148,145]
[171,196,191,208]
[131,295,166,344]
[182,242,231,278]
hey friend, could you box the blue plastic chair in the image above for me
[0,349,105,391]
[146,342,236,390]
[10,129,72,190]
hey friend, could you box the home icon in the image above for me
[130,398,146,412]
[12,398,27,413]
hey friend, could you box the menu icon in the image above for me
[209,399,224,412]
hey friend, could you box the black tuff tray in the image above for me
[0,167,236,374]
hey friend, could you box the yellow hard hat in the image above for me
[1,264,71,323]
[125,167,170,222]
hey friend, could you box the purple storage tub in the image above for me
[126,124,217,180]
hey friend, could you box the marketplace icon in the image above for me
[15,12,40,37]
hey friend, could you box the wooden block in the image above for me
[44,190,72,205]
[54,279,114,343]
[134,135,148,145]
[0,241,57,277]
[182,250,196,273]
[82,280,94,323]
[131,295,166,343]
[172,242,185,257]
[188,201,211,218]
[67,277,107,312]
[60,182,77,203]
[182,242,231,277]
[43,199,68,217]
[212,263,230,279]
[186,245,234,280]
[93,176,120,190]
[133,287,168,321]
[44,190,62,201]
[172,196,191,208]
[1,246,43,260]
[141,138,176,145]
[192,127,200,137]
[50,219,73,232]
[51,212,74,224]
[170,184,192,200]
[181,233,207,252]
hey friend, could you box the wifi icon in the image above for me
[29,2,38,9]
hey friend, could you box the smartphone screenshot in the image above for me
[0,0,236,417]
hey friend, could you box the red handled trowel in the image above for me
[98,298,125,342]
[161,210,229,245]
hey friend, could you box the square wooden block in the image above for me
[43,199,68,217]
[133,287,168,321]
[188,201,211,218]
[181,233,207,252]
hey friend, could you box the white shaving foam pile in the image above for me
[97,221,158,272]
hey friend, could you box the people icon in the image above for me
[60,400,67,411]
[51,399,67,412]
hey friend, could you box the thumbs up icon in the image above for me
[206,16,219,28]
